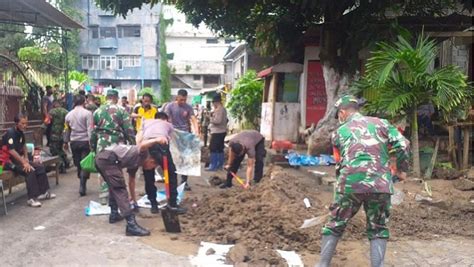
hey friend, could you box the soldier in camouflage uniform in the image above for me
[316,95,410,267]
[90,89,138,223]
[49,100,69,173]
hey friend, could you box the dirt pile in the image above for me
[181,166,474,258]
[226,243,286,267]
[182,165,325,254]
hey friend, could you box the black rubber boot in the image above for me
[109,206,123,224]
[168,204,187,215]
[125,214,150,236]
[150,204,160,214]
[79,175,87,196]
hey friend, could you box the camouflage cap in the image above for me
[334,95,359,109]
[106,89,119,97]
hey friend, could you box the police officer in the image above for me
[49,100,69,173]
[95,138,166,236]
[91,89,137,224]
[221,130,266,189]
[315,95,410,267]
[64,94,93,196]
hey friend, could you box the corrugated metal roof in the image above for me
[0,0,83,29]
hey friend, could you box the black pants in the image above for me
[209,132,226,153]
[144,144,178,207]
[226,138,266,185]
[202,126,209,147]
[70,141,90,180]
[5,161,50,199]
[95,150,132,217]
[45,123,52,146]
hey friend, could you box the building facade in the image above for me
[163,5,230,98]
[78,0,161,93]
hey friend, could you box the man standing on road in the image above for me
[206,95,228,171]
[221,130,265,189]
[64,95,93,196]
[48,100,69,173]
[91,89,136,217]
[315,95,410,267]
[42,85,55,146]
[164,89,199,191]
[95,138,167,236]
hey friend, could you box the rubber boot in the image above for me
[370,238,387,267]
[205,153,218,171]
[125,214,150,236]
[215,152,224,170]
[219,176,233,189]
[79,175,87,196]
[150,203,160,214]
[109,206,123,224]
[315,235,340,267]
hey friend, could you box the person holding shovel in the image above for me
[136,112,187,215]
[315,95,410,267]
[221,130,266,189]
[95,137,168,236]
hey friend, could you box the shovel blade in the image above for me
[161,208,181,233]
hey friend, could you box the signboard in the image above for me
[306,61,327,127]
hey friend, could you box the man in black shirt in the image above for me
[0,114,56,207]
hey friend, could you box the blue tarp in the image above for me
[285,152,336,166]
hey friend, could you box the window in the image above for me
[116,55,141,69]
[203,75,219,84]
[81,55,100,70]
[206,38,218,44]
[117,26,141,38]
[90,26,99,39]
[100,56,116,70]
[193,75,201,81]
[100,27,116,38]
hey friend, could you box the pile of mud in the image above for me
[182,165,325,256]
[181,166,474,261]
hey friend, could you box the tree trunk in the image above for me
[411,108,421,177]
[308,63,351,155]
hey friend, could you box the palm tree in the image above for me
[353,34,471,177]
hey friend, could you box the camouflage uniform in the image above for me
[90,90,135,205]
[322,96,410,240]
[49,106,69,171]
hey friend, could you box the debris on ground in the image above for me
[209,176,224,186]
[453,178,474,191]
[182,165,474,257]
[433,167,464,180]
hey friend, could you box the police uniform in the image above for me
[95,144,151,236]
[316,95,410,267]
[1,127,51,201]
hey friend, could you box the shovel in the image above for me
[225,167,249,189]
[161,154,181,233]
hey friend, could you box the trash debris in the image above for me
[391,188,405,205]
[303,198,311,208]
[33,226,45,231]
[85,201,111,216]
[285,152,335,166]
[275,250,304,267]
[300,214,329,229]
[136,182,186,209]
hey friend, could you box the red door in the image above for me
[306,61,327,127]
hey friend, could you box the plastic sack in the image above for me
[169,130,201,176]
[137,183,186,209]
[85,200,111,216]
[80,152,98,173]
[286,152,319,166]
[319,154,336,165]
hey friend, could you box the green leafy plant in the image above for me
[159,12,172,103]
[138,87,161,106]
[352,33,471,177]
[227,70,263,129]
